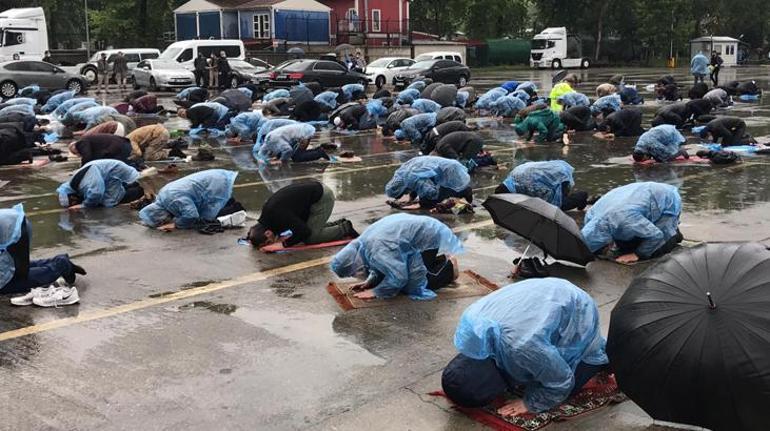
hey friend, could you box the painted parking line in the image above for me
[0,220,495,342]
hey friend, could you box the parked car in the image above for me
[0,60,87,98]
[78,48,160,84]
[267,59,369,89]
[131,60,194,91]
[365,57,415,89]
[414,51,464,64]
[229,59,270,88]
[392,59,471,88]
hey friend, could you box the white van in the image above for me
[159,39,245,70]
[414,51,464,64]
[78,48,161,83]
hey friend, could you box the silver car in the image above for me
[0,60,87,98]
[131,60,195,91]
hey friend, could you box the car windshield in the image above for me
[159,47,183,60]
[282,61,310,72]
[368,58,391,68]
[229,60,256,71]
[409,60,437,69]
[531,39,555,50]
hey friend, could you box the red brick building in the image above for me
[320,0,410,45]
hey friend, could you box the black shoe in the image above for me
[71,263,87,276]
[168,146,186,159]
[531,258,550,277]
[587,195,602,205]
[341,220,359,239]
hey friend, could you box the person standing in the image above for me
[354,51,366,72]
[42,50,54,64]
[217,51,231,90]
[690,51,709,84]
[207,53,218,90]
[710,50,723,87]
[194,52,208,88]
[112,51,129,91]
[96,52,110,94]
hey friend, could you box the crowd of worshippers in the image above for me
[2,68,733,420]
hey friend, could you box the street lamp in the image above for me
[84,0,91,58]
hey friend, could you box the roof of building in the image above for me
[175,0,329,13]
[690,36,740,43]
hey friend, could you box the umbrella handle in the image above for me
[706,292,716,309]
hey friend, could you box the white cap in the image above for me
[333,117,343,127]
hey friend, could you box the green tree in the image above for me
[465,0,530,40]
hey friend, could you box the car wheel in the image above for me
[66,79,83,94]
[581,58,591,69]
[149,77,158,91]
[231,76,239,89]
[359,79,368,88]
[0,80,17,98]
[458,75,468,87]
[82,68,97,84]
[551,59,562,69]
[132,77,140,90]
[375,76,385,89]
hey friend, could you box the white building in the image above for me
[690,36,741,66]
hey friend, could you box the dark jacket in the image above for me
[258,182,324,246]
[217,57,231,75]
[559,106,594,131]
[338,105,368,130]
[602,109,644,137]
[0,126,31,165]
[435,131,484,160]
[74,134,133,166]
[194,56,208,72]
[186,105,218,128]
[113,55,129,74]
[705,117,747,146]
[421,120,471,154]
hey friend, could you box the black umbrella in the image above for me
[287,47,305,56]
[552,69,568,85]
[607,242,770,431]
[334,43,355,53]
[481,193,594,266]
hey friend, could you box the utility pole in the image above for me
[84,0,91,58]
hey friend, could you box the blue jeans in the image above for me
[2,254,73,294]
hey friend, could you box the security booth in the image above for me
[689,36,742,66]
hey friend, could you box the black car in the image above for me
[393,59,470,89]
[267,59,369,89]
[228,59,271,88]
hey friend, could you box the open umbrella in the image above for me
[481,193,594,266]
[287,47,305,56]
[335,43,355,53]
[552,69,568,85]
[607,242,770,431]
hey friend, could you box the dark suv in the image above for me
[392,60,471,88]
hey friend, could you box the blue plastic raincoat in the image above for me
[412,98,442,114]
[397,88,421,105]
[258,123,316,162]
[227,111,266,140]
[41,90,76,113]
[634,125,686,162]
[176,87,203,99]
[476,88,508,111]
[366,99,388,118]
[501,80,519,93]
[407,81,427,91]
[67,106,119,128]
[252,119,298,158]
[139,169,238,229]
[53,97,95,119]
[396,112,437,142]
[237,87,253,100]
[691,53,709,76]
[0,203,25,288]
[490,95,526,117]
[342,83,365,101]
[314,91,339,110]
[502,161,575,207]
[0,104,34,117]
[515,82,538,93]
[56,160,140,208]
[456,91,470,108]
[60,101,100,125]
[590,94,622,114]
[385,156,471,200]
[191,102,230,123]
[4,97,37,106]
[263,89,290,102]
[330,213,464,300]
[454,278,608,412]
[18,85,40,97]
[557,92,590,109]
[581,182,681,259]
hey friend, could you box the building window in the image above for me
[372,9,381,32]
[253,13,270,39]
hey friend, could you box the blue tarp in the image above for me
[274,10,329,43]
[176,13,197,41]
[198,12,222,39]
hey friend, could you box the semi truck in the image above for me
[0,7,48,62]
[529,27,591,69]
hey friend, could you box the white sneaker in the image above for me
[33,286,80,307]
[10,286,53,306]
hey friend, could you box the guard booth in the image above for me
[689,36,744,66]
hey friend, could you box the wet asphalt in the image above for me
[1,66,770,430]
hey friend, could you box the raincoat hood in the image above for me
[634,124,686,162]
[263,89,290,102]
[502,160,575,207]
[385,155,470,200]
[412,98,442,113]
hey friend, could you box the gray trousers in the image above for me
[305,185,346,244]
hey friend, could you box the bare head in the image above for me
[176,108,188,119]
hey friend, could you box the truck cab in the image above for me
[0,7,48,62]
[530,27,590,69]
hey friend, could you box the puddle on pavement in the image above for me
[178,301,238,315]
[231,306,385,367]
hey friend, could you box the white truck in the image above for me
[529,27,590,69]
[0,7,48,62]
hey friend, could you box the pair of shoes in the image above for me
[340,219,360,238]
[168,146,186,159]
[513,257,549,279]
[11,279,79,307]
